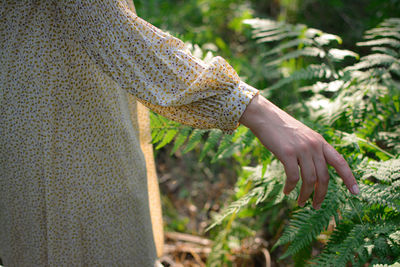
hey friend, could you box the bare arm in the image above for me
[239,94,359,210]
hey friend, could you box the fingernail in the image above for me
[351,184,359,195]
[314,203,321,210]
[298,202,305,207]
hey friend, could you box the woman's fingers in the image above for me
[281,139,356,210]
[323,143,359,195]
[282,155,300,195]
[312,155,330,210]
[297,154,317,207]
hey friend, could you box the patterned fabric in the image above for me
[124,0,165,258]
[0,0,258,266]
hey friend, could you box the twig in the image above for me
[165,232,213,246]
[261,248,272,267]
[164,243,212,255]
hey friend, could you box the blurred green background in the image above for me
[133,0,400,266]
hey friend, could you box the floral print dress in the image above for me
[0,0,258,266]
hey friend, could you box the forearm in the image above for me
[240,94,290,135]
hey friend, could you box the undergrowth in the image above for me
[150,18,400,266]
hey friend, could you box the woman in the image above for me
[0,0,359,266]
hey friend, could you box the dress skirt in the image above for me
[0,1,258,266]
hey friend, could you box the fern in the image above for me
[359,159,400,212]
[262,38,313,57]
[199,129,223,161]
[357,38,400,49]
[170,126,191,154]
[273,181,345,259]
[314,221,400,266]
[212,17,400,266]
[269,64,333,90]
[265,47,326,66]
[347,53,399,71]
[362,159,400,183]
[328,48,360,61]
[309,159,400,266]
[155,129,179,149]
[371,47,399,58]
[359,183,400,212]
[210,133,234,162]
[207,161,286,230]
[243,17,358,100]
[182,128,206,153]
[150,17,400,266]
[373,264,400,267]
[313,224,368,266]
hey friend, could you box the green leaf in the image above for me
[170,127,191,155]
[183,129,206,153]
[266,47,325,67]
[211,134,234,163]
[357,38,400,49]
[314,33,342,45]
[328,48,359,61]
[155,129,179,149]
[199,129,223,161]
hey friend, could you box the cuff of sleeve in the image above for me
[217,81,259,134]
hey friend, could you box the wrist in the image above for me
[239,94,274,131]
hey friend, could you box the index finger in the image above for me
[323,143,359,195]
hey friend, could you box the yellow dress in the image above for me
[0,0,258,266]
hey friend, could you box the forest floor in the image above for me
[155,146,297,267]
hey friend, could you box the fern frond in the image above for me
[390,62,400,77]
[362,159,400,183]
[381,18,400,26]
[313,224,367,266]
[154,129,178,150]
[199,129,223,161]
[243,19,305,42]
[262,38,313,57]
[389,230,400,246]
[365,30,400,41]
[373,263,400,267]
[211,134,234,162]
[347,54,399,71]
[311,159,400,265]
[371,47,400,57]
[152,127,168,145]
[183,129,207,153]
[266,47,325,66]
[356,159,400,212]
[207,186,263,230]
[240,127,256,148]
[357,38,400,49]
[170,126,191,155]
[328,48,359,61]
[257,31,304,43]
[207,162,286,230]
[269,64,333,90]
[313,32,342,45]
[150,112,182,146]
[364,18,400,41]
[359,183,400,212]
[243,18,286,31]
[274,181,345,258]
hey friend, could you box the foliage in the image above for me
[149,14,400,265]
[238,17,400,266]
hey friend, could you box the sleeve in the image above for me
[58,0,259,134]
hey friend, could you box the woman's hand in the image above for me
[239,94,359,210]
